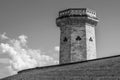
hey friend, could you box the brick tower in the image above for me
[56,8,99,64]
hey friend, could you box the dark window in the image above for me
[63,37,67,42]
[76,36,81,41]
[89,37,93,41]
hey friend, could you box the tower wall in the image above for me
[70,23,86,62]
[86,23,96,60]
[59,25,71,64]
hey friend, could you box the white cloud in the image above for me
[18,35,27,45]
[6,66,17,75]
[0,32,8,40]
[0,33,58,73]
[54,46,60,52]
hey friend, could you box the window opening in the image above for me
[89,37,93,41]
[76,36,82,41]
[63,37,68,42]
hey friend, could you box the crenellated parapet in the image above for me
[56,8,99,27]
[59,8,96,17]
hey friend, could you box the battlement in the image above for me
[59,8,96,18]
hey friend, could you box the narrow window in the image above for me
[76,36,81,41]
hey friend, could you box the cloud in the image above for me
[54,46,60,52]
[18,35,27,45]
[6,66,17,75]
[0,33,58,73]
[0,32,8,40]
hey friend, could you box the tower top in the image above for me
[56,8,99,27]
[59,8,97,17]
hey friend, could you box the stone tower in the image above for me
[56,8,99,64]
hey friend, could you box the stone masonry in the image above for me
[56,8,99,64]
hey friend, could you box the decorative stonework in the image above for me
[56,17,98,27]
[59,8,96,18]
[56,8,98,64]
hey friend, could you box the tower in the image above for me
[56,8,99,64]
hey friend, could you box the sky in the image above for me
[0,0,120,78]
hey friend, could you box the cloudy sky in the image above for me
[0,0,120,78]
